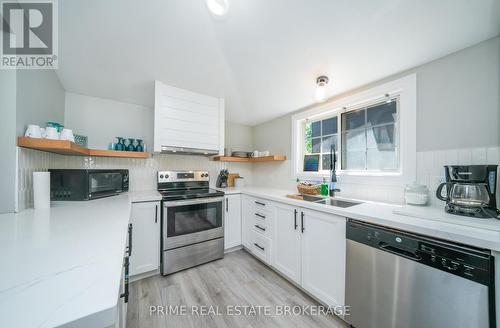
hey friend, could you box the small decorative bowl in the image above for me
[74,134,88,147]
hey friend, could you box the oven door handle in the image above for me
[163,197,225,208]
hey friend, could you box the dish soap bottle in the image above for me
[321,177,329,196]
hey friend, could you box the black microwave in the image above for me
[49,169,129,201]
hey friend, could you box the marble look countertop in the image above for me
[128,190,162,203]
[0,194,133,328]
[216,186,500,251]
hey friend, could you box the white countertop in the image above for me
[217,186,500,251]
[0,194,133,328]
[128,190,162,203]
[2,186,499,327]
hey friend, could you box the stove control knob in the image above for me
[165,174,169,179]
[159,174,164,179]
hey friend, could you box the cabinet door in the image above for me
[129,202,160,276]
[273,204,301,284]
[224,194,242,249]
[301,209,346,307]
[241,196,254,248]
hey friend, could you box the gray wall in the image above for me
[16,70,66,135]
[254,36,500,154]
[64,92,153,150]
[252,36,500,190]
[225,121,254,153]
[0,33,17,213]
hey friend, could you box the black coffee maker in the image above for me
[436,165,499,218]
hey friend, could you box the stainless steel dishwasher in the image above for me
[345,219,495,328]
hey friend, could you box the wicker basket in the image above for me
[297,184,321,195]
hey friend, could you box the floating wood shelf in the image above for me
[88,149,150,158]
[17,137,150,158]
[212,155,286,163]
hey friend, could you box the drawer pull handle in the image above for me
[255,213,266,219]
[255,201,266,206]
[253,243,265,251]
[255,224,266,232]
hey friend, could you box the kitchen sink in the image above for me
[313,198,361,208]
[294,194,362,208]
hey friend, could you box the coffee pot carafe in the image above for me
[436,165,499,218]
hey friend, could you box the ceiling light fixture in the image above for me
[315,76,329,102]
[206,0,229,16]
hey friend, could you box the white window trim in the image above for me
[291,74,416,186]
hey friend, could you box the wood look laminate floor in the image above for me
[127,250,349,328]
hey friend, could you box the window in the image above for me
[341,99,398,171]
[292,74,416,186]
[304,116,338,171]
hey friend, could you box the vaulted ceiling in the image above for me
[57,0,500,126]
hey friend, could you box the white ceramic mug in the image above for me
[24,125,42,138]
[60,128,75,142]
[45,126,59,140]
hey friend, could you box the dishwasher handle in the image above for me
[378,242,422,261]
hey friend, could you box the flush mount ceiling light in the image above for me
[315,76,329,102]
[206,0,229,16]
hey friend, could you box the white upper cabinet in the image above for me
[154,80,224,154]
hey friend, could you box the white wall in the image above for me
[64,93,154,150]
[0,44,17,213]
[16,70,65,136]
[251,36,500,202]
[225,121,253,152]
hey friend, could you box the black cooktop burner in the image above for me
[159,188,224,201]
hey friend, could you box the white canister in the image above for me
[33,172,50,209]
[234,177,245,188]
[404,183,429,205]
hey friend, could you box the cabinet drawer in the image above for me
[252,219,271,238]
[250,231,271,264]
[250,197,271,209]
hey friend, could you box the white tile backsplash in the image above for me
[16,146,500,210]
[417,146,500,208]
[16,148,254,211]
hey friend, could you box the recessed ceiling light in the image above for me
[315,76,329,102]
[206,0,229,16]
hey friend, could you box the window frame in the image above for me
[291,74,416,186]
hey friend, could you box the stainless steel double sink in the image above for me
[299,195,362,208]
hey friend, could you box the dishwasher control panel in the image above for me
[347,219,493,286]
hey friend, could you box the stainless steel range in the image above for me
[158,170,225,275]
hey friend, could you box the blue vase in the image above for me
[115,137,125,151]
[127,138,136,151]
[136,139,143,152]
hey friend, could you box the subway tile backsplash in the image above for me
[16,147,253,211]
[417,146,500,208]
[16,146,500,211]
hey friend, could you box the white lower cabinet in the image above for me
[241,195,253,248]
[272,203,346,308]
[301,208,346,307]
[129,201,161,277]
[273,204,301,284]
[241,195,346,308]
[224,194,242,250]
